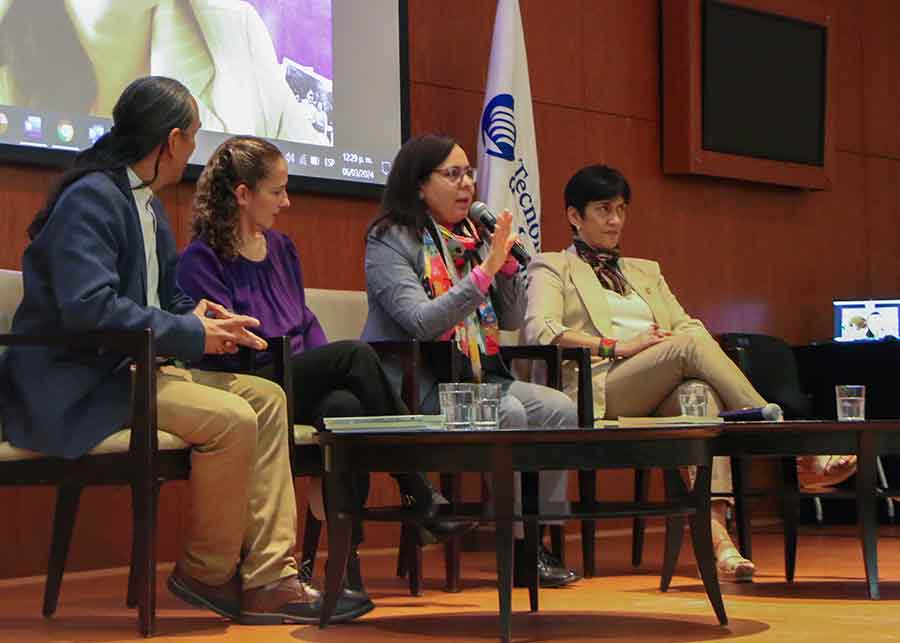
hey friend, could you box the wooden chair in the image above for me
[718,331,894,570]
[0,269,191,638]
[556,346,653,576]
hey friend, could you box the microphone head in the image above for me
[761,402,784,421]
[469,201,495,227]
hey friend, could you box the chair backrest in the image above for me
[0,270,23,442]
[305,288,368,341]
[0,269,23,336]
[718,332,813,419]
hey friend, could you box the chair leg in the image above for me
[780,456,799,583]
[577,470,596,578]
[440,473,461,593]
[43,484,83,618]
[731,455,753,560]
[298,506,323,584]
[396,524,410,578]
[550,525,565,568]
[876,456,895,524]
[127,482,162,609]
[632,468,650,567]
[133,474,161,637]
[404,526,423,596]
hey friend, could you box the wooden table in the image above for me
[316,425,727,642]
[710,419,900,599]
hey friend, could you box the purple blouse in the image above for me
[177,229,327,371]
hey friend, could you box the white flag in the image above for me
[476,0,541,254]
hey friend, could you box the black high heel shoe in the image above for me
[394,473,478,545]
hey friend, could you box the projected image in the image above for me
[0,0,334,147]
[0,0,404,191]
[834,301,900,342]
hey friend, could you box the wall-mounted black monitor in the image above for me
[702,0,827,167]
[0,0,409,197]
[662,0,834,190]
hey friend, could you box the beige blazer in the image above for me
[523,246,708,420]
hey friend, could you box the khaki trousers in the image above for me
[603,334,767,495]
[155,367,298,590]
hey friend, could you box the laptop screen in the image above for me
[833,299,900,342]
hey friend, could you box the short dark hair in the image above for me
[564,164,631,214]
[367,133,458,239]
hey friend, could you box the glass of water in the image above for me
[439,383,475,430]
[678,381,710,417]
[835,384,866,421]
[473,383,501,430]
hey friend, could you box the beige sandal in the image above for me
[715,545,755,582]
[798,455,858,489]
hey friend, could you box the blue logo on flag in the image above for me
[481,94,516,161]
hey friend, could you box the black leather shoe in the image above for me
[332,587,375,623]
[513,543,581,588]
[395,473,478,545]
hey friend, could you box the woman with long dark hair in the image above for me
[0,77,363,625]
[362,134,581,588]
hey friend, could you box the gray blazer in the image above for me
[361,223,525,411]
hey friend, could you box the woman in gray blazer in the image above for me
[361,134,580,588]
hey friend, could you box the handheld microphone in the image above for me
[718,403,784,422]
[469,201,532,267]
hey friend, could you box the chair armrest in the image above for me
[0,328,159,462]
[367,340,465,412]
[561,347,594,427]
[499,344,562,388]
[721,343,751,375]
[368,340,423,412]
[420,340,464,382]
[235,337,297,470]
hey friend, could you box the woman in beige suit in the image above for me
[524,164,856,582]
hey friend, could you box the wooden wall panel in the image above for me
[408,0,494,91]
[828,0,864,154]
[2,0,900,579]
[583,0,659,120]
[532,102,587,252]
[520,0,585,109]
[409,83,485,156]
[865,155,900,297]
[862,0,900,159]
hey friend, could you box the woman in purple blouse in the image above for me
[177,136,474,606]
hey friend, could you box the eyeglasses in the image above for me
[591,199,628,219]
[432,165,477,183]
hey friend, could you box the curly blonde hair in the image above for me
[192,136,284,259]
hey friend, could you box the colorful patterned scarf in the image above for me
[421,219,500,381]
[573,236,630,296]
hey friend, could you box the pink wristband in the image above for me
[499,256,520,276]
[470,266,493,294]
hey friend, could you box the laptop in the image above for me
[833,299,900,342]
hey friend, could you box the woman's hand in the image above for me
[613,324,671,359]
[192,299,268,355]
[479,210,518,277]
